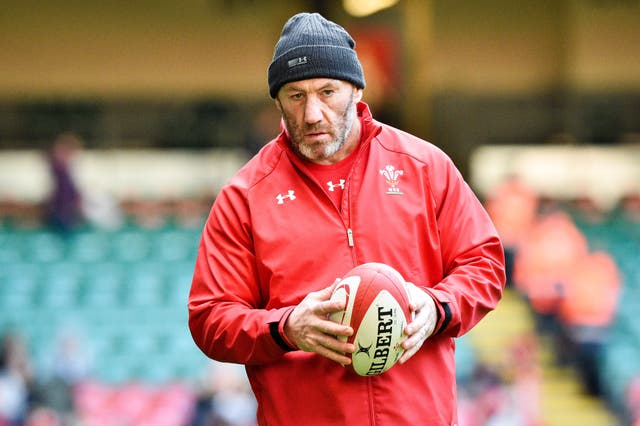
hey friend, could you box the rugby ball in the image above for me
[329,262,412,376]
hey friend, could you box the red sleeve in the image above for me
[425,149,506,338]
[187,184,294,365]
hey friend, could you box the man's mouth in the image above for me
[305,131,329,140]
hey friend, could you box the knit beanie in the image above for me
[268,13,366,98]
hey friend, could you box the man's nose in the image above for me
[304,97,323,124]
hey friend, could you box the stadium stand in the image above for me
[0,216,213,425]
[3,211,633,425]
[1,150,639,424]
[0,223,207,379]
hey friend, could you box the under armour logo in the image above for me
[276,190,296,205]
[327,179,345,192]
[287,56,308,68]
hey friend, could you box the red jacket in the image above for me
[188,103,505,425]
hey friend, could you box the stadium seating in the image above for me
[2,203,639,423]
[0,222,209,386]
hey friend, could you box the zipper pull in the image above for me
[347,228,354,247]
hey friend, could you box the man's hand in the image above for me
[399,282,438,364]
[284,281,356,365]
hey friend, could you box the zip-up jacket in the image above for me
[188,102,505,425]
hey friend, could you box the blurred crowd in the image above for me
[485,176,640,425]
[1,134,640,425]
[488,177,621,396]
[451,174,640,426]
[456,333,543,426]
[0,329,258,426]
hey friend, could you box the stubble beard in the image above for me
[283,92,357,163]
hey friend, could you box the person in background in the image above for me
[513,210,588,338]
[188,12,505,425]
[44,132,84,234]
[190,362,257,426]
[34,328,92,425]
[485,175,539,286]
[558,250,621,396]
[0,332,35,425]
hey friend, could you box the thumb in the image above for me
[317,278,342,300]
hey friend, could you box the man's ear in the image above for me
[274,97,283,112]
[354,88,363,103]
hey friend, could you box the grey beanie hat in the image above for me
[268,13,366,98]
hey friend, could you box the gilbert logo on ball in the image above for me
[329,263,412,376]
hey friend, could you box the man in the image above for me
[45,132,84,233]
[189,12,505,425]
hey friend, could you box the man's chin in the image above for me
[291,134,344,161]
[299,150,327,163]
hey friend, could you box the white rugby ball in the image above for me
[329,262,412,376]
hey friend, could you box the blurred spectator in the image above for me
[35,328,92,423]
[504,334,543,426]
[618,192,640,224]
[24,407,60,426]
[172,196,212,229]
[44,132,84,234]
[485,176,539,286]
[49,328,91,384]
[558,251,621,396]
[81,191,124,231]
[0,332,35,425]
[465,363,523,426]
[457,333,544,426]
[121,198,170,229]
[191,362,256,426]
[459,336,543,426]
[568,196,607,226]
[513,210,588,330]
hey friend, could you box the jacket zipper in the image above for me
[367,377,375,425]
[347,228,354,247]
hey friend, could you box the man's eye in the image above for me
[322,90,334,96]
[291,93,303,100]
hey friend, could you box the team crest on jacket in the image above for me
[379,165,404,195]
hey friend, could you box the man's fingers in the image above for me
[404,311,427,336]
[285,277,355,365]
[402,326,428,349]
[399,343,421,364]
[298,330,355,365]
[314,332,356,354]
[316,298,343,315]
[324,321,353,338]
[312,279,346,314]
[315,345,353,365]
[397,284,439,365]
[315,278,342,299]
[399,328,428,364]
[316,282,337,298]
